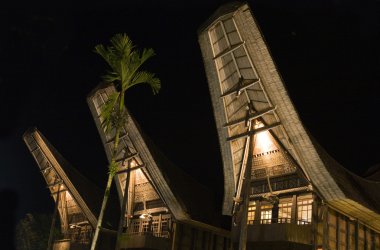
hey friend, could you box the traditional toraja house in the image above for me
[23,128,119,250]
[23,84,231,250]
[87,83,230,249]
[23,2,380,250]
[198,2,380,250]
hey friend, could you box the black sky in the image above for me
[0,0,379,223]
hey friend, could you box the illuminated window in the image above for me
[152,219,159,235]
[261,204,273,224]
[247,201,256,225]
[278,198,292,223]
[297,194,313,224]
[132,221,140,233]
[142,220,150,232]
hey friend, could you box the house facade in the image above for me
[23,2,380,250]
[198,2,380,250]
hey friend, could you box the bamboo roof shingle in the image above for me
[198,2,380,231]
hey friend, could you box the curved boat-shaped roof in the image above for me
[23,128,119,229]
[198,2,380,231]
[87,84,223,228]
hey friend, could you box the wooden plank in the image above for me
[220,79,259,98]
[115,164,145,175]
[46,180,63,188]
[213,42,244,60]
[223,106,276,127]
[105,132,128,144]
[115,153,139,164]
[227,122,281,141]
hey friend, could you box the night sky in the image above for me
[0,0,379,226]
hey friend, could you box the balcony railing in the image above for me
[244,219,313,245]
[248,218,311,225]
[126,230,170,239]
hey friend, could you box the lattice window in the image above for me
[297,194,313,225]
[160,217,171,238]
[260,204,273,224]
[142,220,150,232]
[131,221,140,233]
[152,219,159,235]
[247,201,256,225]
[278,198,292,223]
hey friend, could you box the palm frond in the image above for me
[128,71,161,94]
[100,92,120,132]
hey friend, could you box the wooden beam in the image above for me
[213,42,244,60]
[46,180,63,188]
[115,164,145,175]
[223,106,276,127]
[220,79,259,98]
[50,189,67,195]
[105,132,128,144]
[115,153,138,164]
[40,165,53,173]
[226,122,281,141]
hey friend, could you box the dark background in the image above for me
[0,0,379,233]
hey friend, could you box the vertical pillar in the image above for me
[336,213,340,250]
[238,134,254,250]
[254,200,261,225]
[346,217,350,250]
[158,214,162,236]
[322,206,329,250]
[291,195,297,224]
[354,221,359,250]
[312,195,318,250]
[370,230,375,250]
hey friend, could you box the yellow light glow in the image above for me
[255,131,273,153]
[130,160,137,167]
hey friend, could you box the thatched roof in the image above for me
[87,84,222,228]
[23,128,119,230]
[198,2,380,231]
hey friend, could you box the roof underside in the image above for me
[23,128,119,229]
[87,84,220,226]
[198,2,380,231]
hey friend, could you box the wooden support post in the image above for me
[291,195,297,224]
[323,206,329,250]
[355,221,359,250]
[312,195,318,250]
[46,184,61,250]
[337,213,340,250]
[346,217,350,250]
[254,200,261,225]
[238,134,254,250]
[370,230,375,250]
[171,222,177,250]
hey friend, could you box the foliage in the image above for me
[90,33,160,250]
[15,213,60,250]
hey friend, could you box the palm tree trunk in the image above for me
[115,162,131,250]
[90,173,113,250]
[91,93,124,250]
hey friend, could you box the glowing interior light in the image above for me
[254,131,277,155]
[130,160,137,167]
[139,213,152,219]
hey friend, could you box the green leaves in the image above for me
[94,33,161,95]
[100,92,120,133]
[108,161,118,177]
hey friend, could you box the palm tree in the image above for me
[90,33,160,250]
